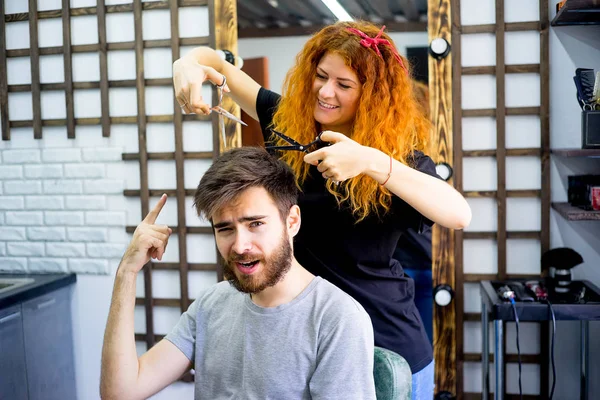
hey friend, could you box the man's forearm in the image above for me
[100,267,141,398]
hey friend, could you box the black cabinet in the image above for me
[0,304,29,400]
[22,286,77,400]
[0,285,76,400]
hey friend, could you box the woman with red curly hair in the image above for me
[174,21,471,399]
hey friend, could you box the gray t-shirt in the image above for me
[165,276,376,400]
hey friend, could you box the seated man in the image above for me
[100,147,376,400]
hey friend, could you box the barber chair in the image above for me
[373,346,412,400]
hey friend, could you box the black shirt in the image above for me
[256,87,435,373]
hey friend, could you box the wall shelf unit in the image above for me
[552,202,600,220]
[551,0,600,26]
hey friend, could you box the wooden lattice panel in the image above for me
[433,0,551,397]
[1,0,240,360]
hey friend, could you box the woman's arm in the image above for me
[303,131,472,230]
[173,46,261,120]
[363,147,471,230]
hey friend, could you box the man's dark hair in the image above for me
[193,147,298,221]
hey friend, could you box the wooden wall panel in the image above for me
[0,0,9,140]
[169,0,190,313]
[61,0,75,139]
[97,0,110,137]
[428,0,457,394]
[132,0,154,349]
[28,0,42,139]
[209,0,241,155]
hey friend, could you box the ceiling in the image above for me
[237,0,428,38]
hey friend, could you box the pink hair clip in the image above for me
[346,25,408,75]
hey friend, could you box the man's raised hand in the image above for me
[120,194,173,274]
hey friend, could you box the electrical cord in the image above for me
[547,300,557,400]
[509,297,523,400]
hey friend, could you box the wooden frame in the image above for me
[428,0,550,397]
[428,0,457,395]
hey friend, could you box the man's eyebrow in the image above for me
[317,67,357,84]
[213,215,268,230]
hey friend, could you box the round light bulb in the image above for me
[435,289,452,307]
[429,38,451,59]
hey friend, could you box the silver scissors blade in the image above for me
[211,106,248,126]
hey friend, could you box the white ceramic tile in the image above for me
[506,156,541,190]
[463,157,498,191]
[5,21,30,50]
[6,57,32,85]
[147,123,175,152]
[144,48,173,79]
[506,73,540,108]
[507,198,541,232]
[147,160,177,190]
[187,234,217,263]
[505,0,540,23]
[38,18,63,47]
[178,6,209,38]
[462,75,496,110]
[73,89,101,118]
[461,0,495,25]
[39,55,64,84]
[8,92,33,120]
[142,9,171,40]
[109,88,137,117]
[506,115,540,149]
[464,198,498,232]
[506,239,541,275]
[145,87,175,116]
[71,15,98,45]
[107,50,136,80]
[462,117,497,150]
[464,238,498,274]
[72,53,100,82]
[182,121,213,152]
[505,31,540,65]
[461,34,496,67]
[41,91,66,119]
[188,271,219,298]
[184,159,213,190]
[106,13,135,43]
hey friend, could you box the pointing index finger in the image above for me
[303,148,326,166]
[144,194,167,224]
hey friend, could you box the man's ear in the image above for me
[287,205,301,237]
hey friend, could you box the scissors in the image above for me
[265,129,329,153]
[210,75,247,146]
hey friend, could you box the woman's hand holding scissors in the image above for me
[303,131,374,182]
[173,58,230,115]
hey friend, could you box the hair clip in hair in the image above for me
[346,25,408,75]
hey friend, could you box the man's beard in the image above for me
[223,232,293,294]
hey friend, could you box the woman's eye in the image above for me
[339,83,350,89]
[316,73,326,80]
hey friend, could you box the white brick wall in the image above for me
[0,136,128,274]
[0,227,27,240]
[0,165,23,179]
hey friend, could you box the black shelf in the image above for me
[551,0,600,26]
[551,148,600,157]
[552,202,600,220]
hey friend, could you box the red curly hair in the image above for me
[271,21,431,221]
